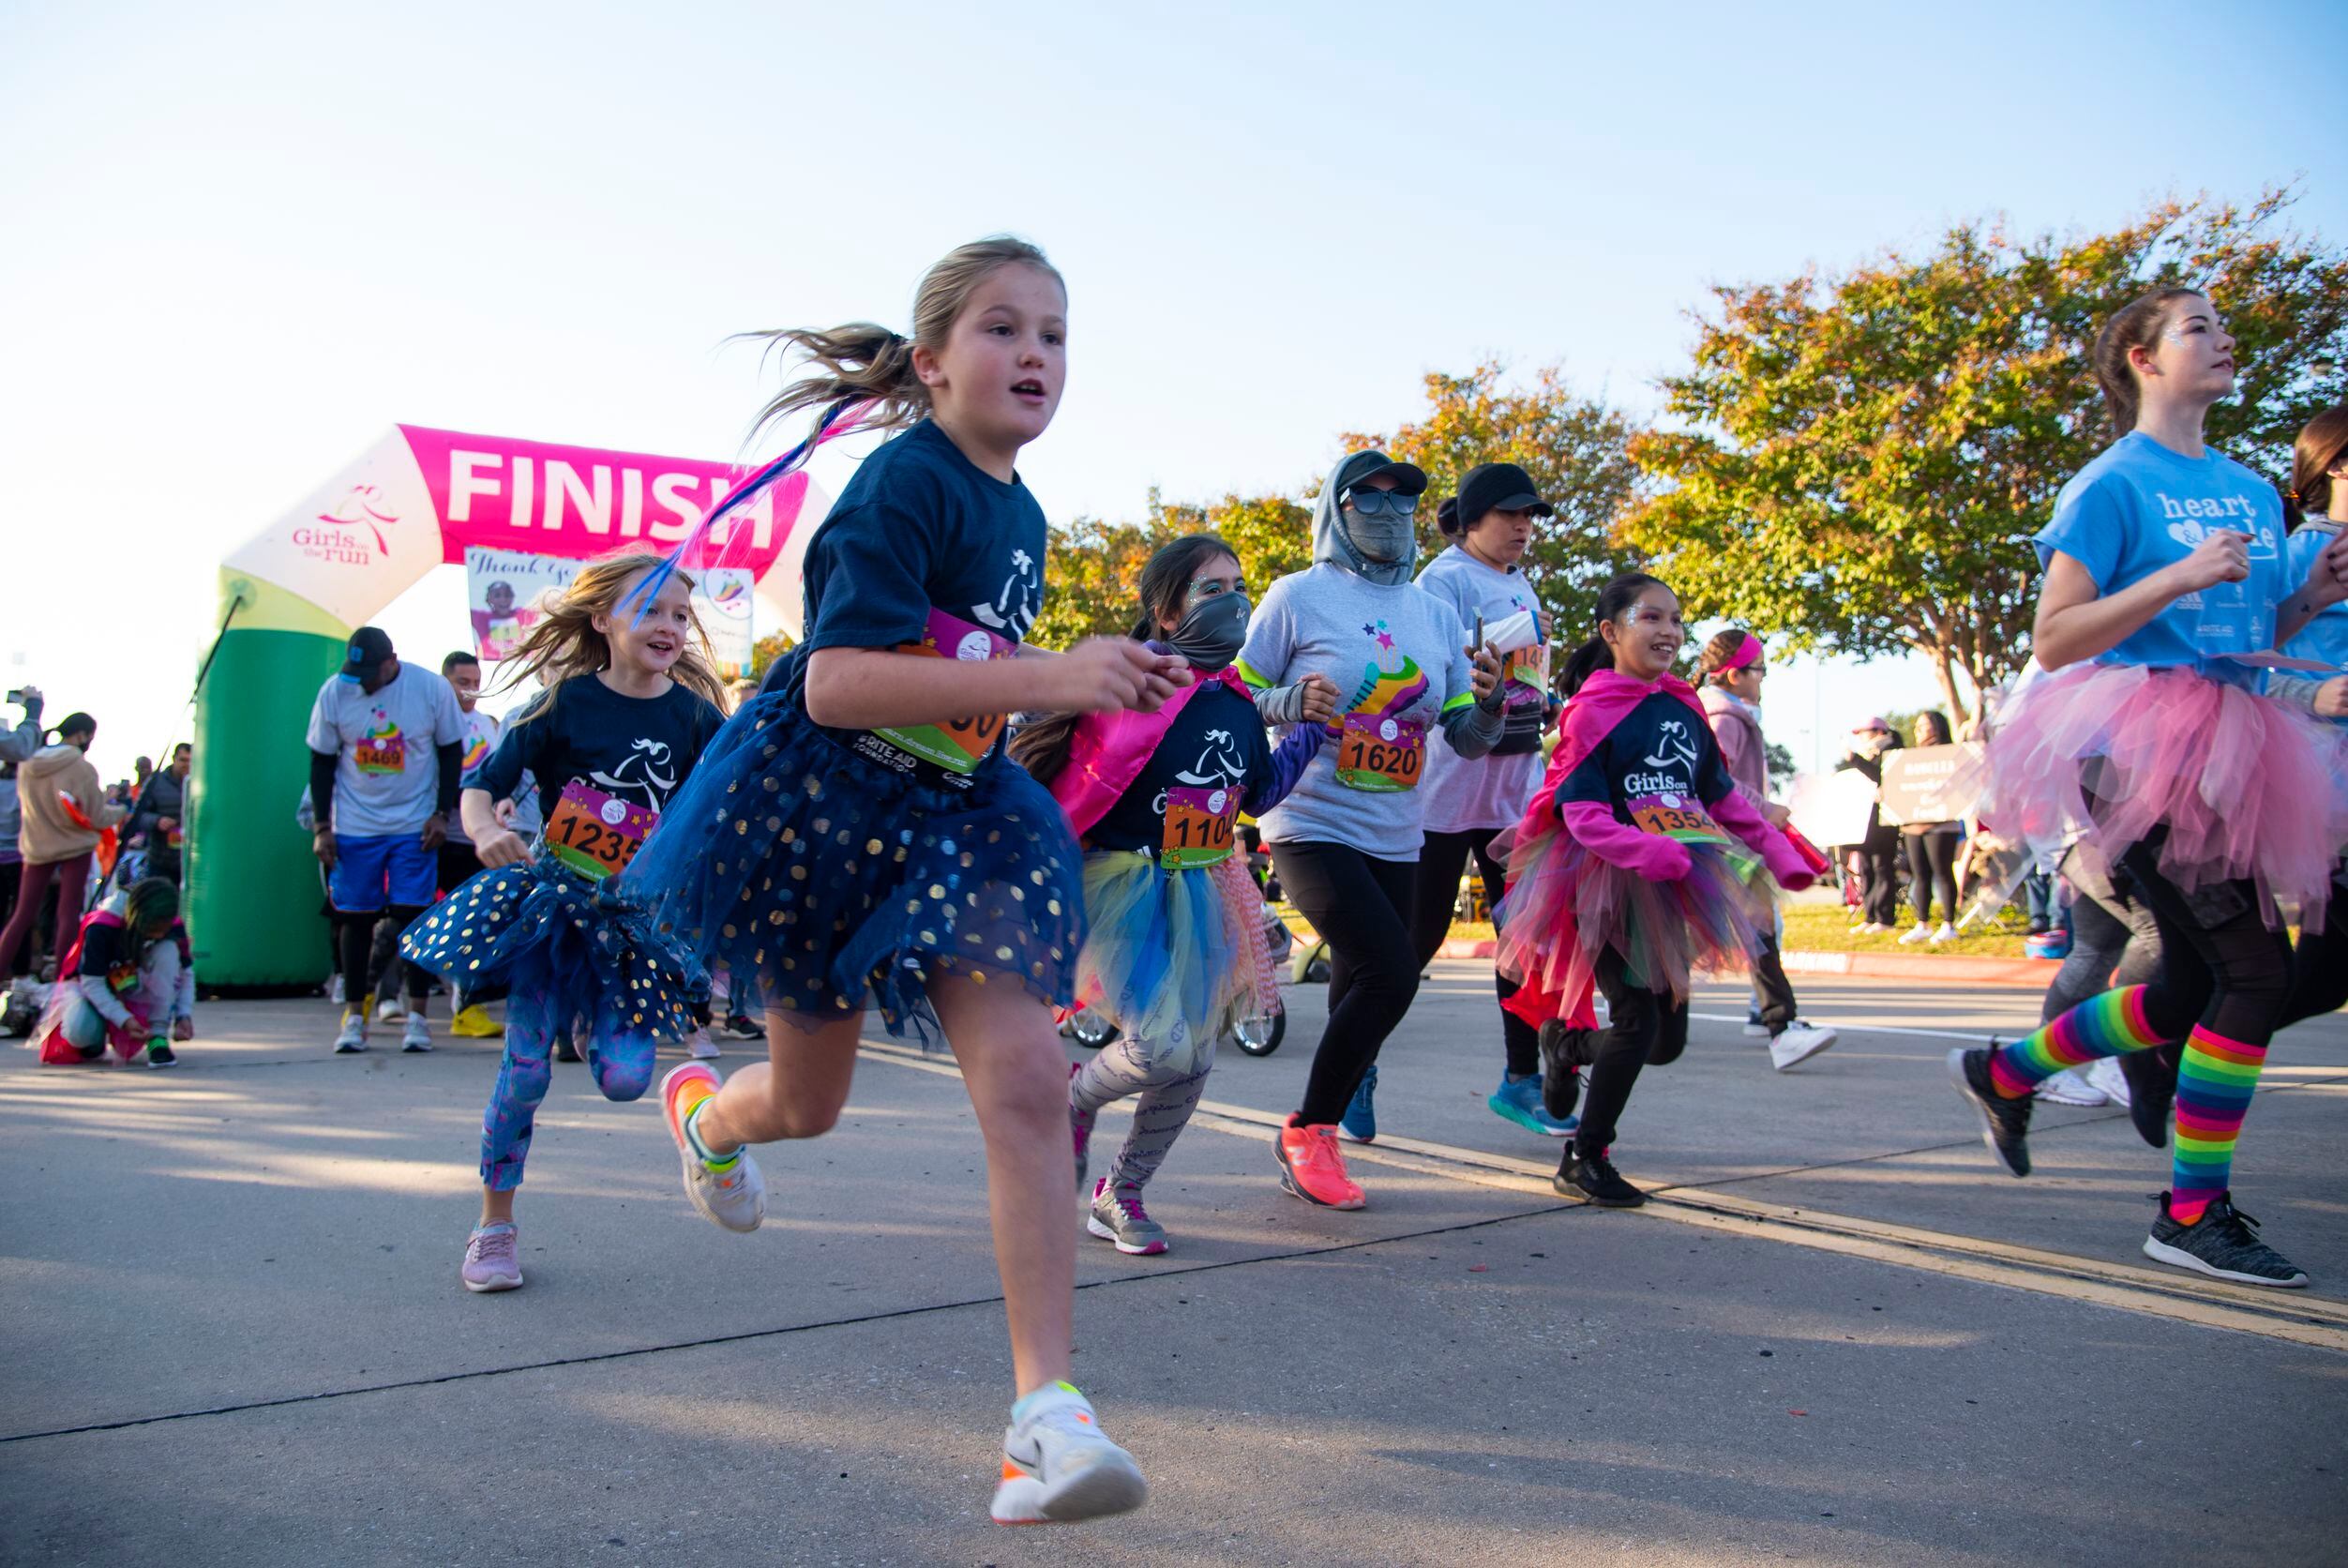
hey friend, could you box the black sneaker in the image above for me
[2144,1192,2309,1289]
[554,1033,583,1063]
[2116,1048,2175,1149]
[720,1013,766,1041]
[1947,1048,2032,1177]
[145,1040,178,1069]
[1556,1147,1646,1208]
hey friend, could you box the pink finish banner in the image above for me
[399,424,814,574]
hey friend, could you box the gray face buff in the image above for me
[1341,488,1417,565]
[1166,591,1252,671]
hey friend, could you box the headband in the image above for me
[1721,633,1764,672]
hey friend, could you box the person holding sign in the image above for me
[618,240,1169,1526]
[1493,575,1817,1208]
[1410,465,1580,1138]
[1894,711,1964,945]
[399,550,728,1294]
[1011,535,1326,1254]
[1950,290,2348,1289]
[1235,450,1505,1209]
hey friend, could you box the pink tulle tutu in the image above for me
[1987,663,2348,924]
[1495,832,1772,1016]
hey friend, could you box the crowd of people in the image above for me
[15,238,2348,1529]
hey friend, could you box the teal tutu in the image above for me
[399,855,703,1055]
[616,690,1086,1042]
[1075,850,1270,1070]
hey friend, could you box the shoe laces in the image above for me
[1107,1184,1150,1223]
[1580,1149,1622,1184]
[470,1226,517,1263]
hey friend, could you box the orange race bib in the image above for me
[1628,793,1729,846]
[1335,714,1425,793]
[544,780,658,882]
[354,733,405,775]
[867,609,1016,776]
[1161,785,1239,869]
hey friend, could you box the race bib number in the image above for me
[354,733,405,775]
[544,781,658,882]
[867,609,1016,776]
[1335,714,1425,792]
[1629,794,1728,845]
[1161,785,1238,869]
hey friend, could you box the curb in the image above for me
[1435,937,2051,988]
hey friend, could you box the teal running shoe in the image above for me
[1338,1063,1377,1143]
[1490,1071,1576,1137]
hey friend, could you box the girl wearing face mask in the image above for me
[1236,452,1506,1210]
[1950,291,2348,1289]
[1411,465,1579,1138]
[1495,574,1817,1208]
[1012,535,1326,1253]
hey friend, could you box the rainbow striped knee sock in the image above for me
[2171,1025,2266,1226]
[1988,986,2161,1099]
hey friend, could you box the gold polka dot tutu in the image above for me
[399,854,704,1053]
[615,690,1087,1041]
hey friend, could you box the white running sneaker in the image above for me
[377,993,408,1022]
[2085,1055,2132,1108]
[401,1013,432,1053]
[991,1383,1149,1525]
[1769,1021,1838,1071]
[327,972,345,1005]
[332,1011,369,1054]
[1898,923,1933,945]
[2035,1066,2106,1107]
[660,1063,764,1232]
[685,1028,721,1060]
[1931,922,1959,944]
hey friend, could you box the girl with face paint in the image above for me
[1234,451,1507,1211]
[1010,535,1327,1253]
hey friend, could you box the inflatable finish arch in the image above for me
[190,425,827,988]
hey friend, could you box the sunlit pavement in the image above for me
[4,965,2342,1566]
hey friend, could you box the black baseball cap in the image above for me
[1335,450,1428,498]
[1455,462,1555,525]
[340,626,396,681]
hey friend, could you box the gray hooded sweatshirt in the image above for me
[1236,451,1504,858]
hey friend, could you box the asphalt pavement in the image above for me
[3,964,2343,1566]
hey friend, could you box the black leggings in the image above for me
[2117,838,2292,1053]
[1904,831,1959,923]
[339,908,429,1007]
[1410,827,1540,1078]
[1575,951,1690,1156]
[2280,890,2348,1031]
[2042,846,2164,1023]
[1273,840,1419,1126]
[1856,834,1901,927]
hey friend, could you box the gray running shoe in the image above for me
[1086,1179,1168,1256]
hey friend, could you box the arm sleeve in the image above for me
[78,972,136,1030]
[797,504,939,654]
[1234,580,1301,712]
[2265,673,2325,713]
[73,927,136,1029]
[1558,799,1693,879]
[309,749,339,830]
[1709,714,1766,808]
[128,778,161,837]
[1437,700,1503,760]
[0,724,37,765]
[2033,476,2125,587]
[435,741,462,815]
[431,679,468,746]
[1244,722,1328,815]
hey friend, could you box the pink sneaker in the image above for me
[460,1222,522,1292]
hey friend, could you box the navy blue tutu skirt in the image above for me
[399,854,704,1055]
[614,690,1087,1041]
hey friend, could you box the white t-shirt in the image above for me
[305,665,467,837]
[445,706,504,843]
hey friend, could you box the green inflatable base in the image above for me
[188,626,344,988]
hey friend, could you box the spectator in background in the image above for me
[0,686,39,949]
[0,711,127,983]
[1835,716,1904,935]
[435,650,507,1039]
[1896,711,1963,945]
[128,743,191,885]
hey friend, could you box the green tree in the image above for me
[1030,489,1316,650]
[748,630,792,681]
[1344,363,1647,641]
[1623,189,2348,725]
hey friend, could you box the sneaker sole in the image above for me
[1086,1214,1168,1256]
[1487,1095,1574,1138]
[991,1455,1150,1525]
[1769,1033,1837,1072]
[660,1063,762,1233]
[461,1271,523,1293]
[1947,1048,2028,1178]
[1274,1146,1364,1210]
[2142,1235,2309,1289]
[333,1041,369,1054]
[402,1042,433,1053]
[1553,1176,1645,1208]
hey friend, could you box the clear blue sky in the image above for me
[3,0,2340,776]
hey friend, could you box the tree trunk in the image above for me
[1930,647,1970,732]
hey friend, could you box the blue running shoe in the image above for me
[1489,1072,1577,1137]
[1338,1063,1377,1143]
